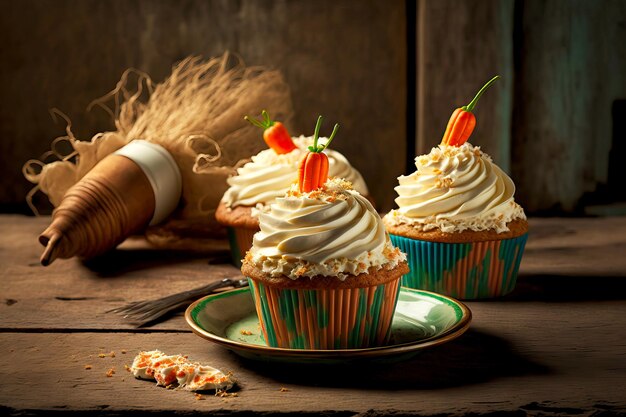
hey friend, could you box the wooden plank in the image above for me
[512,0,626,211]
[416,0,515,171]
[0,0,406,213]
[1,299,625,415]
[2,214,626,332]
[1,215,626,413]
[0,215,238,331]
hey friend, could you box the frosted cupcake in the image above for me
[241,117,408,349]
[215,111,369,266]
[383,76,528,299]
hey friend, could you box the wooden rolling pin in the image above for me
[39,140,182,266]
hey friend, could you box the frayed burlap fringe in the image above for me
[23,52,293,240]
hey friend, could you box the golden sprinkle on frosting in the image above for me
[435,176,454,189]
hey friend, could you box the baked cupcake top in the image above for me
[384,142,525,234]
[222,136,368,210]
[247,178,405,281]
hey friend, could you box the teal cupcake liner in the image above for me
[389,233,528,299]
[247,277,401,349]
[227,226,257,268]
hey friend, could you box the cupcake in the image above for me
[215,111,369,266]
[241,116,408,349]
[383,76,528,299]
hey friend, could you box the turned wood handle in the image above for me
[39,154,155,265]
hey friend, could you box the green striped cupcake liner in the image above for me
[227,226,258,268]
[247,277,402,349]
[389,233,528,299]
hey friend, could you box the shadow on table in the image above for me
[235,329,549,390]
[79,247,232,278]
[505,273,626,302]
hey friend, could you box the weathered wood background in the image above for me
[1,0,625,214]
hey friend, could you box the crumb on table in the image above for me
[216,390,238,398]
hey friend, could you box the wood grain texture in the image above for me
[2,214,626,331]
[512,0,626,212]
[0,0,406,212]
[0,215,237,331]
[416,0,515,171]
[0,305,624,415]
[1,215,626,414]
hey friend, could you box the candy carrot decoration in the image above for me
[245,110,297,154]
[298,116,339,192]
[441,75,500,147]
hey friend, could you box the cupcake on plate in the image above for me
[215,110,369,266]
[383,76,528,299]
[241,116,408,349]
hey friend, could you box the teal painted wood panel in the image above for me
[512,0,626,212]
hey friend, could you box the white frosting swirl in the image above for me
[222,136,368,209]
[385,143,525,233]
[249,178,405,280]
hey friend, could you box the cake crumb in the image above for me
[84,364,92,370]
[106,368,115,377]
[195,393,204,401]
[121,349,127,354]
[124,364,131,372]
[279,387,290,392]
[98,353,106,358]
[216,390,238,398]
[240,329,253,336]
[109,351,116,358]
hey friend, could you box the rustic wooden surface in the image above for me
[1,214,626,416]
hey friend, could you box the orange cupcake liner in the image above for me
[389,233,528,299]
[247,276,401,349]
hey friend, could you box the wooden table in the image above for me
[1,214,625,416]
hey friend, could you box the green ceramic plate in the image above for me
[185,287,471,364]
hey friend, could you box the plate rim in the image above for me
[184,286,472,360]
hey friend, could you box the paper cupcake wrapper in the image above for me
[226,227,258,268]
[389,233,528,299]
[247,277,401,349]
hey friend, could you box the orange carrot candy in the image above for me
[244,110,297,154]
[298,116,339,192]
[441,75,500,147]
